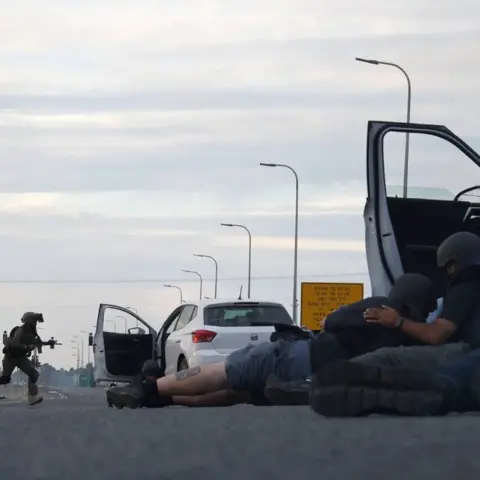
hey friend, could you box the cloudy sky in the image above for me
[0,0,478,368]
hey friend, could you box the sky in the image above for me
[0,0,479,368]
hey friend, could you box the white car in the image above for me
[92,299,294,384]
[364,120,480,298]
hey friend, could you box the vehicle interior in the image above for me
[387,188,480,297]
[104,330,154,376]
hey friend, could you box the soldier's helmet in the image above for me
[437,232,480,271]
[21,312,44,324]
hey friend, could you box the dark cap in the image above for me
[388,273,437,322]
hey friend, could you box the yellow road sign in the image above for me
[300,282,364,331]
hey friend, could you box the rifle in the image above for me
[35,337,62,354]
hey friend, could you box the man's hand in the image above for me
[363,305,399,328]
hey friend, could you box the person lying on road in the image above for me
[105,270,439,410]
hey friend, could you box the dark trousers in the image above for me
[0,355,39,395]
[438,349,480,411]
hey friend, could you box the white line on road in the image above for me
[47,390,68,400]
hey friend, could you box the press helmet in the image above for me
[437,231,480,270]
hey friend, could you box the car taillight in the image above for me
[192,330,217,343]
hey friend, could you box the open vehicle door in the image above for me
[365,121,480,297]
[93,304,157,384]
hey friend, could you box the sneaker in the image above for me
[310,360,445,417]
[28,394,43,406]
[264,374,311,405]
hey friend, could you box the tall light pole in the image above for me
[126,306,138,327]
[80,330,91,365]
[74,335,84,368]
[116,315,128,333]
[260,163,299,324]
[71,340,80,370]
[106,320,117,333]
[194,254,218,299]
[355,57,412,198]
[181,269,203,299]
[221,223,252,299]
[164,284,183,303]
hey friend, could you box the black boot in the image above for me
[309,360,447,417]
[106,379,172,410]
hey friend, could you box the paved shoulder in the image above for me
[1,405,480,479]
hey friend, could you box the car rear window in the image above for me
[203,303,293,327]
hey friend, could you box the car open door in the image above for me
[93,304,157,384]
[365,121,480,297]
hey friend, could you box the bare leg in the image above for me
[173,390,250,407]
[156,363,229,397]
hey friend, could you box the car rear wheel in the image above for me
[178,357,189,371]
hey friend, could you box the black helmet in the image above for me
[388,273,436,321]
[21,312,44,324]
[437,232,480,270]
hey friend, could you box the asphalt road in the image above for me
[1,386,480,480]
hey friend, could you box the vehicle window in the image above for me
[384,132,480,201]
[203,304,293,327]
[174,305,195,331]
[165,315,180,334]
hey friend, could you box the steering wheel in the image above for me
[454,185,480,202]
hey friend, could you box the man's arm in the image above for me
[398,317,457,345]
[364,307,457,345]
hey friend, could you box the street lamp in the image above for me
[116,315,128,333]
[194,254,218,299]
[221,223,252,299]
[125,306,138,327]
[106,320,117,333]
[355,57,412,198]
[74,335,84,368]
[259,163,299,324]
[80,330,91,365]
[181,270,203,299]
[164,284,183,304]
[71,340,80,370]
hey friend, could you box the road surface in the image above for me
[1,386,479,479]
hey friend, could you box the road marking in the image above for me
[47,390,68,400]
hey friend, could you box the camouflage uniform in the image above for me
[0,312,44,405]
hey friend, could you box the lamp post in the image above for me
[126,306,138,327]
[259,163,299,324]
[74,334,84,368]
[71,340,80,370]
[194,254,218,299]
[220,223,252,298]
[116,315,128,333]
[181,269,203,299]
[80,330,91,365]
[355,57,412,198]
[106,320,117,333]
[164,284,183,303]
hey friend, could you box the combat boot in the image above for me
[106,379,172,409]
[28,393,43,406]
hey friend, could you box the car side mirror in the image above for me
[128,327,146,335]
